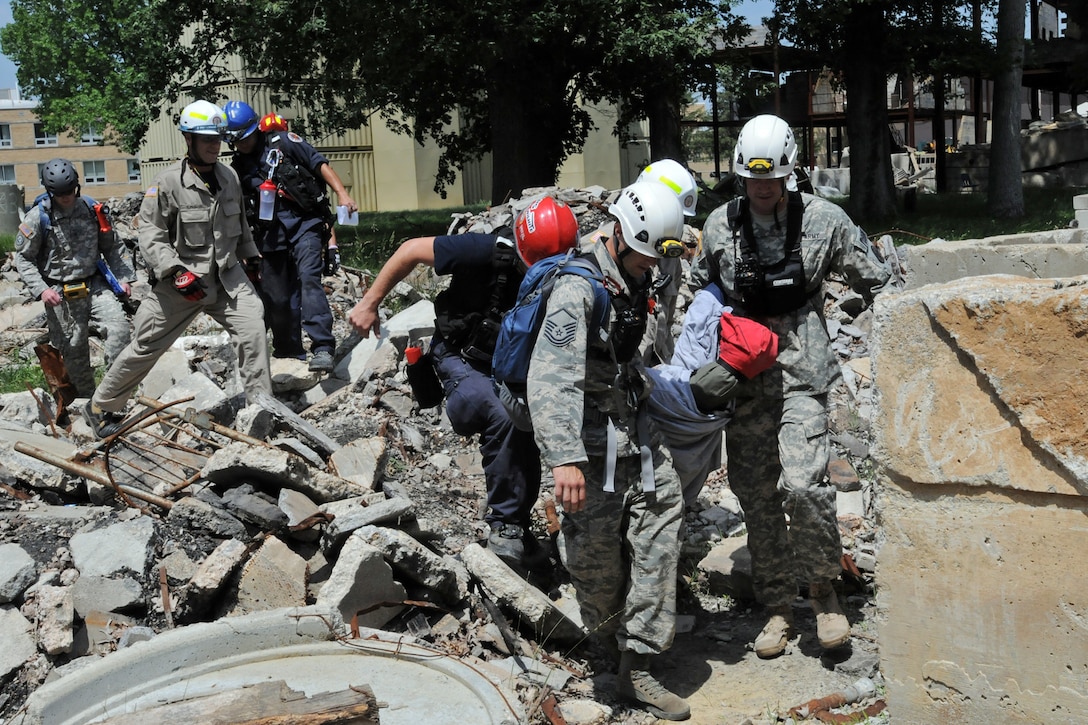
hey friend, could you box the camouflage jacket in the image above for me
[691,193,892,398]
[527,240,658,468]
[14,199,134,301]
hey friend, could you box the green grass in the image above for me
[0,361,46,392]
[0,233,14,254]
[849,186,1082,247]
[335,205,487,270]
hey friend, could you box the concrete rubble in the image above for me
[0,186,892,724]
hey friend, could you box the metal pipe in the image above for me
[14,442,174,510]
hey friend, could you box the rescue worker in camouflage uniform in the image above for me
[84,101,272,438]
[691,114,894,659]
[527,182,691,721]
[14,158,134,398]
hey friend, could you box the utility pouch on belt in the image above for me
[62,282,89,300]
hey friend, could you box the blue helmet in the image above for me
[224,100,259,142]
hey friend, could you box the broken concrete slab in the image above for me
[228,535,308,616]
[316,534,406,629]
[320,494,414,551]
[460,543,586,644]
[181,538,249,616]
[70,575,144,618]
[201,441,367,503]
[353,524,466,603]
[328,436,387,491]
[872,273,1088,724]
[698,535,755,602]
[33,585,74,655]
[0,543,36,603]
[69,515,157,578]
[0,605,36,680]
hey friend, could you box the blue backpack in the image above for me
[492,249,612,431]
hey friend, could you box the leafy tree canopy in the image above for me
[2,0,744,199]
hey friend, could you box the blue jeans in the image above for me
[431,339,541,528]
[259,226,334,357]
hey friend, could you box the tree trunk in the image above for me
[647,88,686,164]
[487,66,570,205]
[987,0,1025,218]
[841,1,896,218]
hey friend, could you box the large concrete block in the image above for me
[871,275,1088,724]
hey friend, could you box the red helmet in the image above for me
[513,197,579,266]
[258,112,289,133]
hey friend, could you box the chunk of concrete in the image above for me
[317,535,406,629]
[460,543,585,644]
[201,442,369,503]
[167,496,248,540]
[698,535,755,602]
[228,536,307,616]
[0,605,37,680]
[353,525,465,603]
[0,543,37,604]
[34,585,74,655]
[70,516,157,578]
[182,539,249,616]
[320,495,414,551]
[872,273,1088,724]
[70,575,144,618]
[328,436,388,492]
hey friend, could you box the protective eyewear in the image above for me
[745,157,775,175]
[654,238,686,258]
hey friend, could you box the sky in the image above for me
[0,3,14,91]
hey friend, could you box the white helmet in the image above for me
[638,159,698,217]
[734,114,797,180]
[608,181,686,259]
[178,100,227,136]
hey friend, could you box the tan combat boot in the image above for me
[809,580,851,649]
[753,604,794,658]
[616,651,691,721]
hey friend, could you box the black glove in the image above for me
[323,245,341,276]
[173,269,207,301]
[243,257,262,284]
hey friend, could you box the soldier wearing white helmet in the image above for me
[636,159,700,365]
[692,113,894,660]
[84,100,271,438]
[527,181,690,720]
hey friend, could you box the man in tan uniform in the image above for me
[84,100,271,438]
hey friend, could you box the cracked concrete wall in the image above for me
[871,266,1088,723]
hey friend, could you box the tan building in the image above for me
[139,81,645,213]
[0,88,144,211]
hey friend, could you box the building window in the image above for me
[34,123,58,146]
[0,165,15,183]
[0,125,10,148]
[83,160,107,184]
[81,125,104,145]
[127,159,140,183]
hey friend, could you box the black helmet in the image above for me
[41,158,79,195]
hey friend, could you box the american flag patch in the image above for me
[145,186,158,197]
[18,223,32,237]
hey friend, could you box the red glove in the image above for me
[173,269,207,301]
[244,257,262,284]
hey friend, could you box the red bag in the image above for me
[717,312,779,379]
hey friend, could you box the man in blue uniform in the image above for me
[225,100,357,372]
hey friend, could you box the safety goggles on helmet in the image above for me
[744,157,776,175]
[654,237,686,258]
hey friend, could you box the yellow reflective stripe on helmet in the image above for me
[655,175,683,195]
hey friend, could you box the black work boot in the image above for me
[616,650,690,721]
[486,523,525,569]
[83,400,127,440]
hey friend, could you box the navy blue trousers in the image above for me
[258,226,334,357]
[431,339,542,528]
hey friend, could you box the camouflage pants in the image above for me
[558,448,684,655]
[45,283,131,399]
[726,393,842,607]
